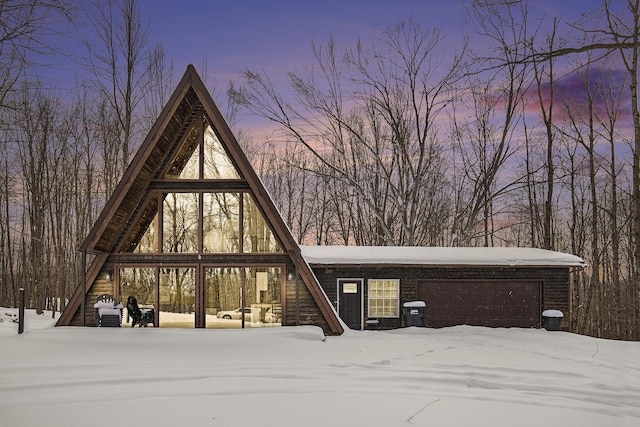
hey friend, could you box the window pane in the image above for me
[204,267,281,328]
[134,212,158,253]
[159,267,195,328]
[119,267,155,327]
[243,194,282,253]
[203,125,241,179]
[245,267,282,328]
[165,124,200,179]
[162,193,198,253]
[205,267,242,329]
[368,279,400,318]
[179,142,200,179]
[203,193,239,252]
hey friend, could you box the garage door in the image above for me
[416,280,541,328]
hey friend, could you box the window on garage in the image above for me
[368,279,400,318]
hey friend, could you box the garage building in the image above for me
[302,246,586,331]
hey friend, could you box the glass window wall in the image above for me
[205,267,242,328]
[204,266,282,328]
[134,212,158,253]
[203,125,240,179]
[244,267,282,327]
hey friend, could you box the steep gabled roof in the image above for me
[80,65,299,254]
[80,68,200,253]
[61,65,343,334]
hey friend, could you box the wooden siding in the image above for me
[284,278,331,334]
[56,253,109,327]
[310,265,571,330]
[68,271,116,327]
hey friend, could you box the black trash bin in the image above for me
[403,301,426,327]
[542,310,564,331]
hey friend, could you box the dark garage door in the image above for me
[417,280,541,328]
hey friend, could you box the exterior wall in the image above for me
[69,268,115,327]
[310,264,571,330]
[284,278,331,334]
[69,262,334,333]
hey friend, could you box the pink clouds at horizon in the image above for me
[520,66,632,129]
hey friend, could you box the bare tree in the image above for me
[255,139,315,244]
[603,0,640,338]
[587,61,630,338]
[83,0,162,174]
[449,75,527,246]
[0,0,72,308]
[0,109,17,307]
[10,83,58,313]
[499,0,640,337]
[467,0,639,339]
[560,60,603,334]
[0,0,71,108]
[233,21,462,245]
[532,20,561,250]
[449,0,534,246]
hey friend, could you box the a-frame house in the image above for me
[56,65,343,335]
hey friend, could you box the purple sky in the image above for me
[142,0,460,82]
[138,0,602,88]
[126,0,611,136]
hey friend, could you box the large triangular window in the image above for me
[243,194,282,253]
[127,114,280,254]
[166,120,241,180]
[204,125,240,179]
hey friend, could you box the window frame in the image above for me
[152,190,282,254]
[367,278,400,318]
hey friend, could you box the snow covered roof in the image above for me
[300,246,586,268]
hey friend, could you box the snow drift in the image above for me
[0,308,638,427]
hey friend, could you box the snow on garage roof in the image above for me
[300,246,586,267]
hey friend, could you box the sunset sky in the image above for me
[89,0,602,134]
[136,0,602,86]
[34,0,619,136]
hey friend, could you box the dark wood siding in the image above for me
[284,278,330,334]
[309,264,571,330]
[69,275,115,327]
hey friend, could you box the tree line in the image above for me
[0,0,638,340]
[233,0,640,340]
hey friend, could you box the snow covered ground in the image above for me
[1,308,639,427]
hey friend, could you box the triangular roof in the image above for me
[79,64,272,254]
[58,65,343,334]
